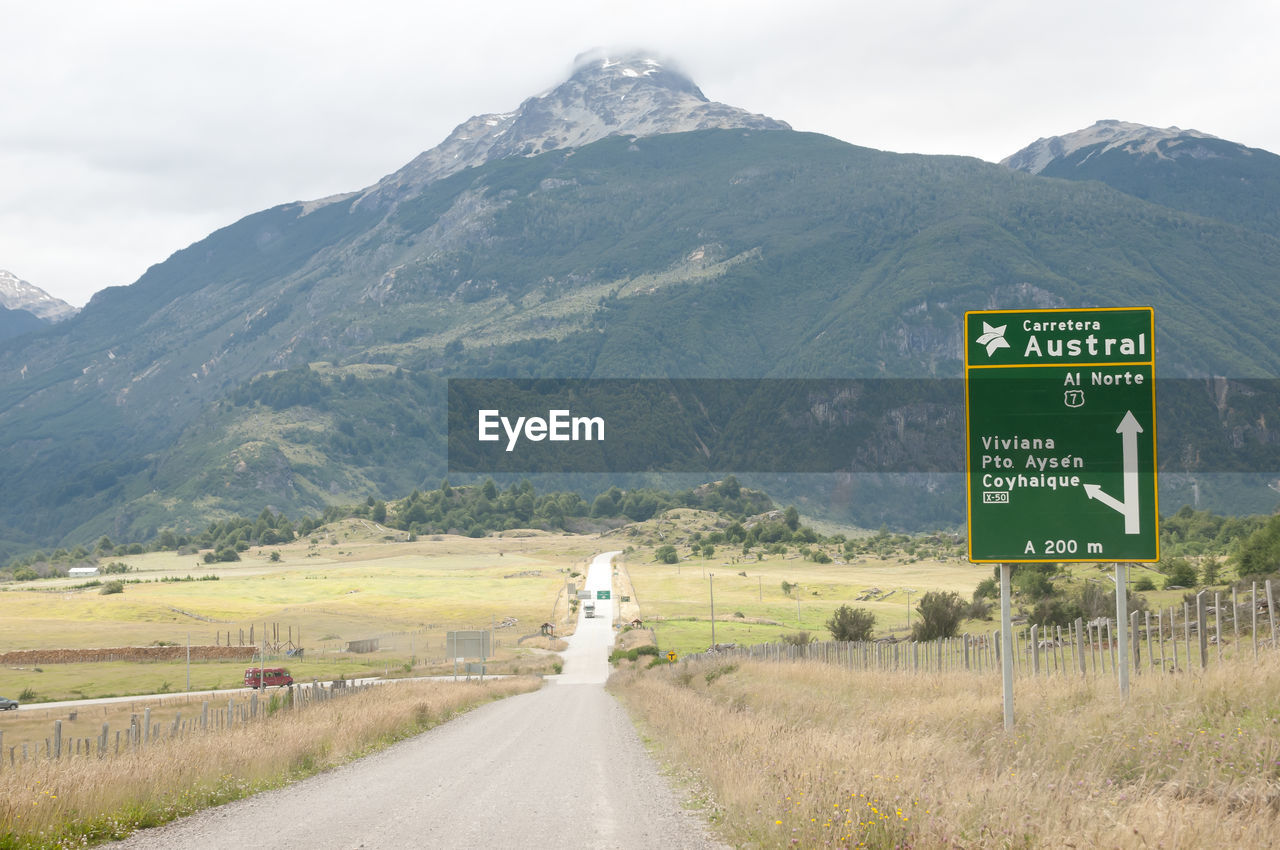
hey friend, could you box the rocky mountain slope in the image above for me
[1003,119,1280,235]
[1,60,1279,555]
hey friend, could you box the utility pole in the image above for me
[186,632,191,692]
[906,589,916,631]
[709,573,716,648]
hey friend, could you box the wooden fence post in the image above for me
[1184,602,1192,667]
[1075,618,1086,676]
[1197,593,1208,669]
[1253,582,1259,660]
[1268,580,1276,649]
[54,720,62,760]
[1131,610,1140,672]
[1214,592,1222,662]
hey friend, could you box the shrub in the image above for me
[655,545,678,564]
[99,580,125,595]
[1163,557,1198,589]
[911,591,965,641]
[826,605,876,642]
[1133,575,1156,592]
[965,597,993,621]
[780,631,813,646]
[973,576,998,600]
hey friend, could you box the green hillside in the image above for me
[2,129,1280,554]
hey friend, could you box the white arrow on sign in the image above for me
[1082,411,1143,535]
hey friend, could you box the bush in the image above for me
[655,545,678,564]
[826,605,876,642]
[973,576,998,600]
[1163,557,1198,588]
[12,566,38,581]
[99,580,125,595]
[965,597,993,621]
[1133,575,1156,592]
[911,591,965,641]
[780,631,813,646]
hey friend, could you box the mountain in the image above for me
[1002,119,1280,235]
[2,59,1280,556]
[0,270,78,324]
[0,303,46,342]
[360,50,790,201]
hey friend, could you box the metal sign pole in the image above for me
[1000,563,1014,730]
[1116,563,1129,698]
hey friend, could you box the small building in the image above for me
[68,567,100,578]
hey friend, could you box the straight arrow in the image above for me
[1082,411,1143,535]
[1117,411,1142,535]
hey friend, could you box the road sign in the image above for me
[596,590,611,599]
[445,630,491,659]
[666,650,678,663]
[964,307,1158,563]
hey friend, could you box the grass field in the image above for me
[612,653,1280,848]
[619,549,988,656]
[0,525,596,704]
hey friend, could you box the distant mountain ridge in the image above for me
[1,59,1279,556]
[1002,119,1280,235]
[0,270,78,323]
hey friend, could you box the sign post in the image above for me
[965,307,1158,718]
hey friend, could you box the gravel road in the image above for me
[111,551,728,850]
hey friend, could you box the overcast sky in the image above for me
[3,0,1277,307]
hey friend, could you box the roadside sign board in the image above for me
[596,590,611,600]
[446,630,491,659]
[964,307,1158,563]
[666,650,678,663]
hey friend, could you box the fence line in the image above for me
[682,580,1277,678]
[1,679,370,772]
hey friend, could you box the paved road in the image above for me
[112,551,728,850]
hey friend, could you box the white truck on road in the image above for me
[583,600,596,618]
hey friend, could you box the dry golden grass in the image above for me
[611,653,1280,848]
[0,677,539,848]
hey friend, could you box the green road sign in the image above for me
[597,590,611,599]
[964,307,1159,563]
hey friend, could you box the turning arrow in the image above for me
[1083,411,1143,534]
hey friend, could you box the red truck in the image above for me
[244,667,293,689]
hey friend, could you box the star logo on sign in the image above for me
[975,322,1011,357]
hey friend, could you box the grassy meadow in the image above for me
[616,545,987,657]
[0,523,596,705]
[611,653,1280,849]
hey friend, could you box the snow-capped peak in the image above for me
[0,270,78,322]
[1002,120,1220,174]
[364,50,789,199]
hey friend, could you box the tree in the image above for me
[655,545,678,564]
[783,506,800,531]
[1200,555,1221,586]
[826,605,876,642]
[1234,514,1280,578]
[911,591,965,641]
[1163,557,1198,588]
